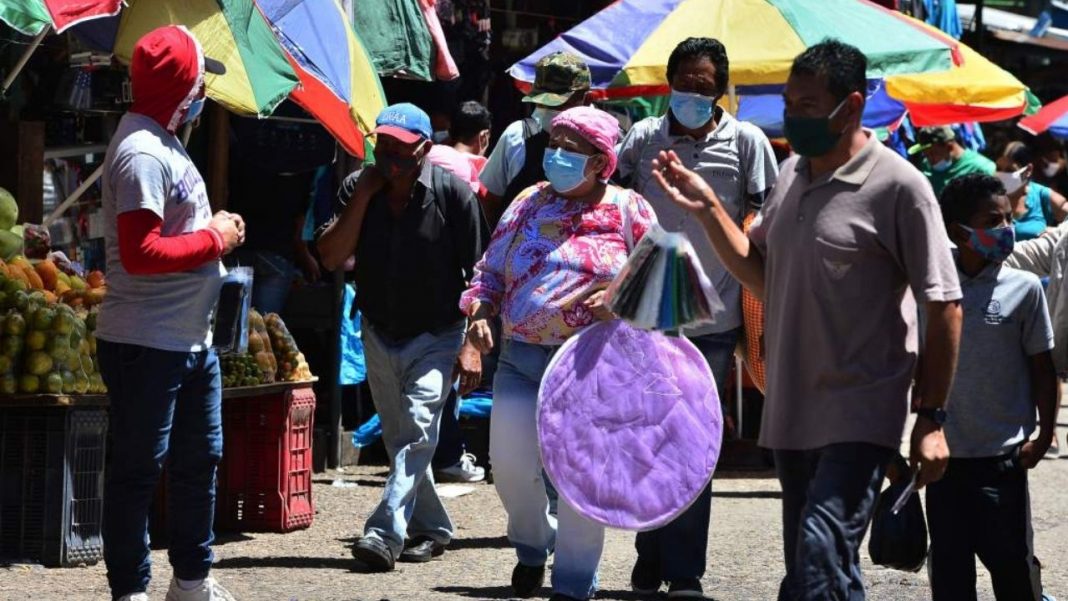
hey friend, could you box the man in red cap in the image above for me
[96,25,244,601]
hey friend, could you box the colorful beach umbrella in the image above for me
[1019,94,1068,139]
[0,0,120,35]
[109,0,299,119]
[257,0,385,158]
[0,0,299,117]
[739,36,1035,135]
[884,23,1035,127]
[509,0,960,97]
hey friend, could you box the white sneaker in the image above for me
[1046,437,1060,459]
[435,452,486,483]
[118,594,150,601]
[164,577,237,601]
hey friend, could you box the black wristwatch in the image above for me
[916,407,947,426]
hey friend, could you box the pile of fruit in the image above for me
[248,309,277,381]
[0,292,105,395]
[219,309,313,388]
[266,312,313,382]
[0,255,105,308]
[220,353,265,389]
[0,187,24,261]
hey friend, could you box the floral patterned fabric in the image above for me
[460,183,657,345]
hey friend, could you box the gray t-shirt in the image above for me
[617,111,778,335]
[942,263,1053,457]
[97,113,226,352]
[749,133,962,451]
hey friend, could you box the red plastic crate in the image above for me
[216,387,315,532]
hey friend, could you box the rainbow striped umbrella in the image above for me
[0,0,299,118]
[110,0,299,118]
[257,0,385,158]
[509,0,960,96]
[0,0,119,34]
[1019,95,1068,139]
[739,34,1036,134]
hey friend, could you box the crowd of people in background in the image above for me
[99,21,1068,601]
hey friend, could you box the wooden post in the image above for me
[0,120,45,224]
[207,102,230,212]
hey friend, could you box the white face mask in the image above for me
[532,107,560,132]
[996,166,1029,196]
[1043,161,1062,178]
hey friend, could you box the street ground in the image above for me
[5,410,1068,601]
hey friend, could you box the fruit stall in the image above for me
[0,248,321,567]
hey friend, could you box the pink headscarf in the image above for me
[550,106,620,179]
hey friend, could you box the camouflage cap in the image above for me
[523,52,591,107]
[908,125,957,155]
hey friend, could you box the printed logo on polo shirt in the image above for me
[983,299,1010,325]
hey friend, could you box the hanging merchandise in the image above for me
[605,224,724,332]
[537,320,722,530]
[352,0,435,81]
[418,0,460,81]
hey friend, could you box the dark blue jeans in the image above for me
[927,454,1040,601]
[634,328,739,580]
[98,340,223,600]
[774,443,894,601]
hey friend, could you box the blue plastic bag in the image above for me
[339,284,366,386]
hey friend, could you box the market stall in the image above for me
[0,299,321,567]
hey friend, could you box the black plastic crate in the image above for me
[0,407,107,566]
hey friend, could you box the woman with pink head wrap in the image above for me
[459,105,658,600]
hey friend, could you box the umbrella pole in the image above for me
[43,164,104,228]
[728,84,737,115]
[1,27,50,98]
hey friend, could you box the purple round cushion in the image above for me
[537,320,722,531]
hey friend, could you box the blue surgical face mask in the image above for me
[960,224,1015,263]
[183,97,205,124]
[542,147,590,194]
[669,89,715,130]
[432,130,449,144]
[931,158,953,172]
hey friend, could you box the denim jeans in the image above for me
[634,328,739,581]
[927,454,1042,601]
[774,443,894,601]
[97,340,223,600]
[360,319,464,557]
[491,338,605,600]
[432,388,464,470]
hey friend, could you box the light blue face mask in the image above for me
[669,89,715,130]
[542,147,590,194]
[183,97,205,124]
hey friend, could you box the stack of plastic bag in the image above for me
[606,224,724,331]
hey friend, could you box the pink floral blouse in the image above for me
[460,183,656,345]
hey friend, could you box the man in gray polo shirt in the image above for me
[616,37,777,599]
[648,40,963,600]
